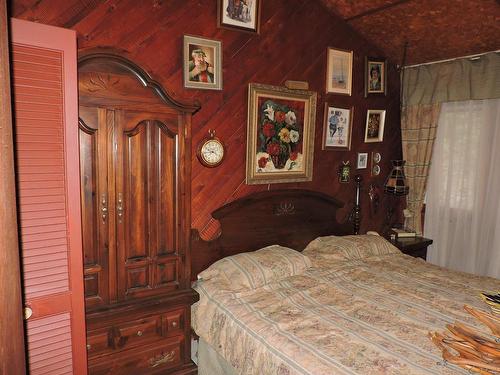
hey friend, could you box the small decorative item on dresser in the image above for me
[389,236,433,259]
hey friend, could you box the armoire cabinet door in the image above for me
[78,106,111,308]
[115,111,183,300]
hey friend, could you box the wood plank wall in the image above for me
[11,0,403,239]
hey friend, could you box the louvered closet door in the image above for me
[10,19,87,375]
[115,111,182,300]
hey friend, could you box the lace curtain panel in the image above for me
[424,99,500,278]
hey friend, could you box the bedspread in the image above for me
[192,253,500,375]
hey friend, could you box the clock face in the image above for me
[200,139,224,166]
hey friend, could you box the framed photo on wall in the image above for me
[246,83,317,185]
[218,0,261,33]
[357,153,368,169]
[322,104,353,150]
[364,109,386,143]
[326,47,353,95]
[183,35,222,90]
[365,57,387,96]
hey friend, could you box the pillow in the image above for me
[303,235,400,265]
[197,245,312,291]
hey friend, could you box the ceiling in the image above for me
[9,0,500,67]
[321,0,500,66]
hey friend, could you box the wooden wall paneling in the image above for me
[10,0,403,240]
[0,1,27,373]
[10,18,87,374]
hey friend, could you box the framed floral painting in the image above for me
[246,83,317,184]
[326,47,353,95]
[364,109,386,143]
[322,104,353,150]
[218,0,261,33]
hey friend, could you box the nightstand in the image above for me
[388,236,433,259]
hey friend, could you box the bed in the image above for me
[190,189,500,375]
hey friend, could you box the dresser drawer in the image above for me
[88,336,183,375]
[163,308,184,336]
[86,330,110,357]
[113,314,162,350]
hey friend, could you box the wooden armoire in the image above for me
[77,53,199,374]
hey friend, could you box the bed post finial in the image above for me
[354,175,362,234]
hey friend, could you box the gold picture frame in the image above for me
[326,47,353,95]
[246,83,317,185]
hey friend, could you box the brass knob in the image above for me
[86,344,91,350]
[171,321,178,328]
[137,330,143,337]
[23,306,33,320]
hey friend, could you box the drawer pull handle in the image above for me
[136,330,143,337]
[149,350,176,367]
[171,321,178,328]
[86,344,91,351]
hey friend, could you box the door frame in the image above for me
[0,1,27,373]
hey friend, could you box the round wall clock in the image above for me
[197,130,225,168]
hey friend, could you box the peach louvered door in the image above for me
[10,18,87,375]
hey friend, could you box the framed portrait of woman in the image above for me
[365,57,387,97]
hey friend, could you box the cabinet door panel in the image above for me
[117,112,180,299]
[79,106,110,308]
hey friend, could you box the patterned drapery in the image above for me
[401,103,440,234]
[401,52,500,234]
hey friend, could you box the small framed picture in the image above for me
[339,162,350,183]
[357,153,368,169]
[364,109,386,143]
[183,35,222,90]
[322,104,353,150]
[326,47,353,95]
[365,57,387,96]
[218,0,261,33]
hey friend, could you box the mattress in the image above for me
[192,237,500,375]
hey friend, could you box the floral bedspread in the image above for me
[192,253,500,375]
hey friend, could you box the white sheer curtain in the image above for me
[425,99,500,278]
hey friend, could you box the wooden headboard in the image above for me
[190,189,355,280]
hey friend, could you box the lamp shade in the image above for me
[384,160,409,196]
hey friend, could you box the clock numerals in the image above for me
[198,138,224,167]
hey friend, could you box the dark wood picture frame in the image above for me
[365,56,387,97]
[217,0,261,33]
